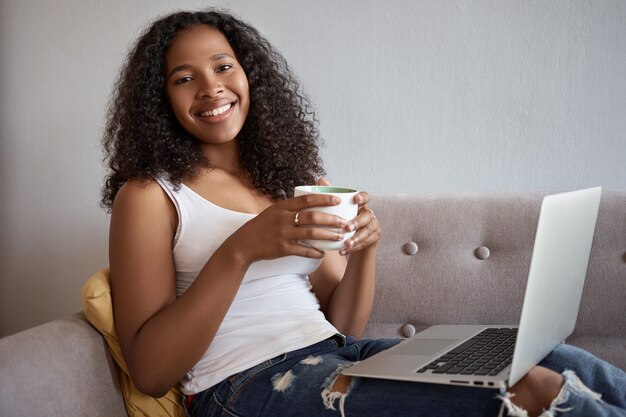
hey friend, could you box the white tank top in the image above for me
[156,177,338,394]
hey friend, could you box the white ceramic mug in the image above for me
[294,185,359,251]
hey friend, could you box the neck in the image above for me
[200,140,243,177]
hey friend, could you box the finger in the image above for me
[345,205,376,233]
[344,222,374,249]
[295,226,346,243]
[295,210,347,229]
[341,209,380,252]
[342,223,381,255]
[284,209,346,241]
[342,236,364,254]
[282,193,341,212]
[287,243,327,259]
[354,191,369,206]
[316,177,332,186]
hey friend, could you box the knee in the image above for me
[507,366,564,417]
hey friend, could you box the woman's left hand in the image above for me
[316,178,381,256]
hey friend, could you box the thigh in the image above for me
[199,347,350,417]
[344,377,503,417]
[195,341,503,417]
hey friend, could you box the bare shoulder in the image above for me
[114,178,171,210]
[112,178,176,232]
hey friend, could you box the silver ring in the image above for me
[293,211,300,226]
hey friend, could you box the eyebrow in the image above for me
[166,53,235,79]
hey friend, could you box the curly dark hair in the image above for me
[101,9,325,209]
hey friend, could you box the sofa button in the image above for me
[475,246,490,260]
[403,242,419,255]
[401,324,416,338]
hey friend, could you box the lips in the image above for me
[196,102,234,118]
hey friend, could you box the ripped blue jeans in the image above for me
[185,335,626,417]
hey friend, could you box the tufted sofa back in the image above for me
[366,191,626,371]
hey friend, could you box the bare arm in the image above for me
[310,246,377,338]
[109,180,253,397]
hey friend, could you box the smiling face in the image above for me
[165,25,250,147]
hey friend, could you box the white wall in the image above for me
[1,0,624,336]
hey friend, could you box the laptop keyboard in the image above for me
[415,327,517,376]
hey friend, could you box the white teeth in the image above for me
[199,103,232,117]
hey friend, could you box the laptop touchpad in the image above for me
[393,339,458,356]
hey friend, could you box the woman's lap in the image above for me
[188,338,626,417]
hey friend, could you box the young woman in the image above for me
[102,9,626,417]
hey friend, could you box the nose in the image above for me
[196,73,224,98]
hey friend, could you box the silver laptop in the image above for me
[342,187,602,389]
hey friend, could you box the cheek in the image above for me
[238,78,251,116]
[167,93,190,123]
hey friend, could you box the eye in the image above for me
[174,75,194,85]
[216,64,233,73]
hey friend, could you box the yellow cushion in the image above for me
[81,269,185,417]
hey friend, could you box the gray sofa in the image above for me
[1,191,625,417]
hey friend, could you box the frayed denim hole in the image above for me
[496,370,603,417]
[321,363,354,417]
[496,392,529,417]
[271,370,296,393]
[300,355,324,366]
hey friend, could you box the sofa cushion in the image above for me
[82,269,184,417]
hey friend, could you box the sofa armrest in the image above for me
[0,313,127,417]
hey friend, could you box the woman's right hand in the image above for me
[224,193,348,264]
